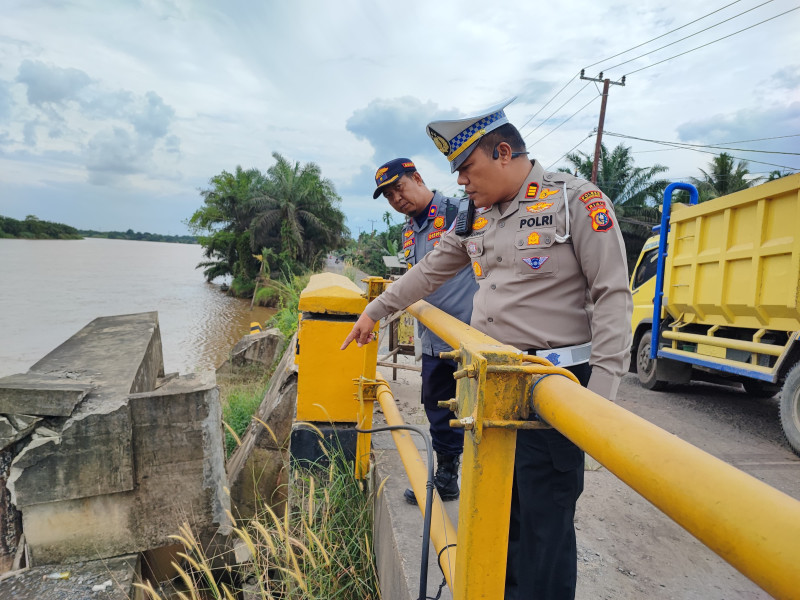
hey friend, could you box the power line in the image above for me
[604,131,800,155]
[528,93,601,147]
[522,82,593,139]
[583,0,744,70]
[517,72,581,132]
[624,6,800,77]
[603,131,800,171]
[546,133,595,170]
[603,0,776,72]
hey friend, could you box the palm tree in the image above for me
[561,143,669,207]
[250,153,348,272]
[690,153,759,201]
[189,166,268,282]
[560,143,669,274]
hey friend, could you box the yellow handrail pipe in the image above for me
[374,374,459,590]
[534,374,800,600]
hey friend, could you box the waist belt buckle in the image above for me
[535,342,591,368]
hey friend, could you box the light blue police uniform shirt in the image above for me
[401,191,478,357]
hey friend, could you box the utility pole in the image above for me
[580,70,626,184]
[367,219,377,233]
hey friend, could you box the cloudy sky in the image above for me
[1,0,798,237]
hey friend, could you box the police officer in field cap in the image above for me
[372,157,478,505]
[344,97,632,599]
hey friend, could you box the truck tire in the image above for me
[742,380,780,398]
[636,331,667,391]
[779,363,800,457]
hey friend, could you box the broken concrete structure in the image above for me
[0,311,230,573]
[228,327,284,368]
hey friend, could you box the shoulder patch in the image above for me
[579,190,602,203]
[587,204,614,233]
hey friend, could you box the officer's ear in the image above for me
[492,142,513,163]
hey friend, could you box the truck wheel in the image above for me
[779,363,800,457]
[742,380,780,398]
[636,331,667,391]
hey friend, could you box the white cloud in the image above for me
[0,0,798,233]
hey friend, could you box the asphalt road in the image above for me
[574,373,800,600]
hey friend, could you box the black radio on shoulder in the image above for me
[454,198,475,236]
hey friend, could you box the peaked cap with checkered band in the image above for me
[426,97,516,172]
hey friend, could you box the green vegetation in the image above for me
[0,214,83,239]
[188,154,349,299]
[217,363,275,457]
[340,211,403,277]
[559,143,669,273]
[79,229,196,244]
[263,273,310,339]
[137,438,380,600]
[689,152,760,201]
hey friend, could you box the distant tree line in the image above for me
[79,229,197,244]
[0,215,83,239]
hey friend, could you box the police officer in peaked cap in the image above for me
[344,97,633,599]
[372,157,478,506]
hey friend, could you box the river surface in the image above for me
[0,238,276,377]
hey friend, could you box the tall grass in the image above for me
[263,273,309,339]
[135,440,380,600]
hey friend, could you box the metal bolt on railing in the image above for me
[437,398,459,411]
[449,416,475,430]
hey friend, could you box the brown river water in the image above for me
[0,238,276,377]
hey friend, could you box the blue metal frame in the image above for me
[650,183,699,359]
[658,349,776,382]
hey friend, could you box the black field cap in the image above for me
[372,158,417,199]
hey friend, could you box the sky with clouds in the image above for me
[1,0,798,236]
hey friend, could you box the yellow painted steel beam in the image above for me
[355,277,386,479]
[407,300,517,353]
[661,330,785,356]
[533,374,800,600]
[374,375,460,589]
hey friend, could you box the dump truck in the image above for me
[629,174,800,455]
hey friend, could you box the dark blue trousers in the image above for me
[505,362,592,600]
[421,354,464,456]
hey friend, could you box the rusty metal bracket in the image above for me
[353,376,379,403]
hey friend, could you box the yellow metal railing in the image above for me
[370,296,800,600]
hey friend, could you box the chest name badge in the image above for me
[428,230,444,241]
[519,215,553,228]
[473,216,488,230]
[433,215,445,230]
[525,183,539,199]
[539,188,559,199]
[522,256,549,270]
[403,237,415,249]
